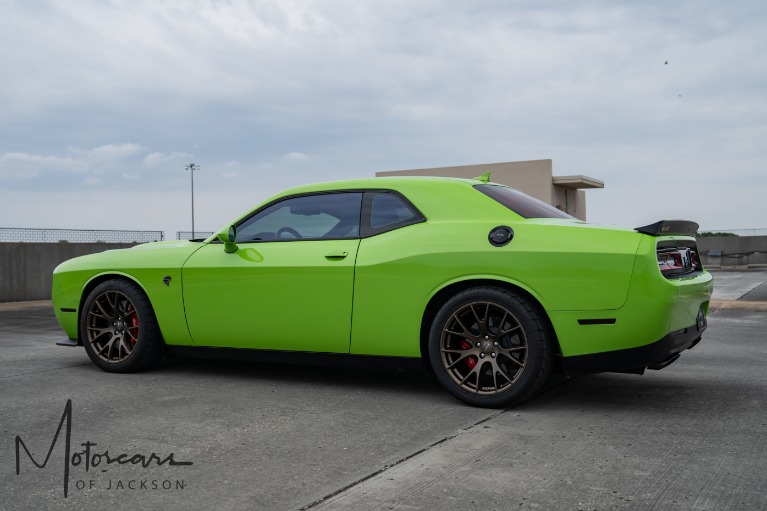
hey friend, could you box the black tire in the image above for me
[79,279,164,372]
[428,287,553,408]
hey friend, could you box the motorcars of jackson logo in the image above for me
[14,399,193,497]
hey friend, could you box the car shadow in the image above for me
[522,370,755,417]
[154,350,447,398]
[150,351,745,412]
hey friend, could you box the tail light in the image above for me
[657,246,701,278]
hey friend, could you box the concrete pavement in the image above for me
[1,270,766,510]
[708,270,767,312]
[709,269,767,301]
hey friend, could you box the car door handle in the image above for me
[324,250,348,259]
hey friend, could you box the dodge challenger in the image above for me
[52,174,713,407]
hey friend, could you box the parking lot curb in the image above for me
[0,300,52,312]
[709,299,767,312]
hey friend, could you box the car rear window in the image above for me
[474,184,573,219]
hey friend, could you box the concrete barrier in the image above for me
[697,236,767,268]
[3,236,765,302]
[0,243,137,302]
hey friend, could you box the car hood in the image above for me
[54,240,207,274]
[129,240,206,250]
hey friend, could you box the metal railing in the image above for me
[0,228,164,243]
[177,231,215,240]
[698,228,767,237]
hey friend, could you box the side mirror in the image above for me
[217,225,238,253]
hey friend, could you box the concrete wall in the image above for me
[551,187,587,220]
[0,243,137,302]
[697,236,767,268]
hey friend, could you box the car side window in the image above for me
[362,191,425,236]
[371,193,416,228]
[474,184,573,219]
[236,192,363,242]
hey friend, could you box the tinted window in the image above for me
[237,193,362,242]
[371,193,417,229]
[475,185,573,219]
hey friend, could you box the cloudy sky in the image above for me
[1,0,765,237]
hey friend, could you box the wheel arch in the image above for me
[78,272,152,338]
[419,278,563,366]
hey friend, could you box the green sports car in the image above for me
[52,174,713,407]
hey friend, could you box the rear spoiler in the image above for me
[635,220,699,236]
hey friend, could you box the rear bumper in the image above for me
[562,314,706,377]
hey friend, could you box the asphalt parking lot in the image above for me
[1,271,766,511]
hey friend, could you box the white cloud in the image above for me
[0,152,87,179]
[70,143,145,163]
[0,1,765,229]
[0,144,165,187]
[283,152,308,162]
[143,151,195,167]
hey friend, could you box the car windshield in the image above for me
[474,185,573,219]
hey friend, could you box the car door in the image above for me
[182,191,362,353]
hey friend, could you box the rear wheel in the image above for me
[428,287,553,408]
[80,279,164,372]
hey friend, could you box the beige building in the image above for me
[376,159,603,221]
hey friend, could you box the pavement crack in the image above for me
[297,371,571,510]
[297,408,507,511]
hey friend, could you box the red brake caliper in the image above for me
[460,340,478,369]
[127,304,138,344]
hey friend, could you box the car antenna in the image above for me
[474,171,491,183]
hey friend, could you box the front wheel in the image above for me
[428,287,553,408]
[80,279,164,372]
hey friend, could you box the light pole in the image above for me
[185,163,200,238]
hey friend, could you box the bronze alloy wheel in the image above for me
[439,301,528,395]
[85,289,140,363]
[429,286,552,408]
[80,279,164,372]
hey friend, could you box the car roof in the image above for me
[276,175,483,196]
